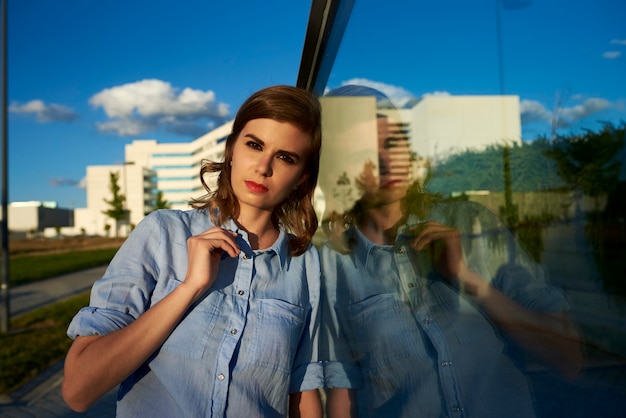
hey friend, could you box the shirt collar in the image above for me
[350,222,416,269]
[223,218,289,271]
[350,225,377,269]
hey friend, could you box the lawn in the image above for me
[0,292,90,394]
[10,248,120,286]
[0,237,124,395]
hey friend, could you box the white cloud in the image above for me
[49,177,82,187]
[557,98,610,126]
[422,91,452,97]
[339,78,415,106]
[521,97,611,128]
[602,51,621,59]
[89,79,230,137]
[96,118,154,137]
[610,39,626,46]
[520,99,551,123]
[9,100,79,122]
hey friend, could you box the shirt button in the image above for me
[423,318,432,325]
[396,247,406,254]
[452,406,464,413]
[242,254,250,260]
[237,290,245,296]
[230,328,238,335]
[441,361,452,367]
[407,282,416,288]
[217,373,225,381]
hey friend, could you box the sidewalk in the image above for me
[0,266,117,417]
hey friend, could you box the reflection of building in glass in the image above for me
[386,95,521,162]
[318,94,521,216]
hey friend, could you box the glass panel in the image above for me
[316,1,626,416]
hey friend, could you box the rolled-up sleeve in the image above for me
[67,212,163,339]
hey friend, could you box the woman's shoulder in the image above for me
[138,209,216,234]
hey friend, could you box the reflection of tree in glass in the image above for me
[545,122,625,212]
[545,122,626,300]
[330,171,355,218]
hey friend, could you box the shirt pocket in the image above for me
[160,290,226,359]
[347,293,421,369]
[251,299,307,373]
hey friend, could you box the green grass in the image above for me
[0,244,122,395]
[0,292,90,395]
[10,248,119,287]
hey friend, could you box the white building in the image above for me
[74,164,157,237]
[1,201,73,237]
[125,121,233,210]
[73,121,232,236]
[393,95,521,161]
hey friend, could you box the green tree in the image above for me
[154,191,170,210]
[102,171,128,237]
[544,122,625,211]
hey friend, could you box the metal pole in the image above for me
[1,0,10,333]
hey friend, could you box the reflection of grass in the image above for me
[585,219,626,301]
[514,213,557,263]
[0,292,90,395]
[10,248,119,286]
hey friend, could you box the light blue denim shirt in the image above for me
[321,201,568,418]
[68,209,322,417]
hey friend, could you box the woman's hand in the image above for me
[408,221,466,279]
[184,227,240,298]
[408,221,485,295]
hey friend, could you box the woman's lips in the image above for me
[380,179,405,189]
[245,180,268,193]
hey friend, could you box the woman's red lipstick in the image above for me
[245,180,268,193]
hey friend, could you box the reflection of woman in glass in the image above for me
[320,86,582,418]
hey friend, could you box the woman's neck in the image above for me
[357,201,405,245]
[236,210,279,250]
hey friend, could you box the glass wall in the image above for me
[315,1,626,416]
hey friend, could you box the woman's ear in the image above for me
[294,173,310,190]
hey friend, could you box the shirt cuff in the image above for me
[289,361,324,393]
[67,306,135,339]
[323,360,362,389]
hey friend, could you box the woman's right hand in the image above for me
[184,227,241,297]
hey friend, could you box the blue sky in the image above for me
[7,0,626,208]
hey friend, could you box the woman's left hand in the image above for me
[408,221,467,281]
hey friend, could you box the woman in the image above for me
[62,85,323,417]
[319,85,582,417]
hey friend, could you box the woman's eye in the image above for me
[246,141,262,151]
[278,154,295,164]
[384,137,395,149]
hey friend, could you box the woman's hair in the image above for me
[190,85,322,256]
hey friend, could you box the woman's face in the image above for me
[361,115,412,206]
[230,118,310,216]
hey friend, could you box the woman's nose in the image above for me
[256,155,273,177]
[378,152,391,175]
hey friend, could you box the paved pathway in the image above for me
[0,266,117,417]
[9,266,107,316]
